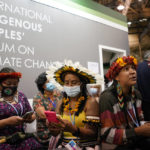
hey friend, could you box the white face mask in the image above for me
[88,88,98,96]
[64,85,81,97]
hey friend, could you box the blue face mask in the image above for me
[64,85,80,97]
[88,88,98,96]
[46,82,55,91]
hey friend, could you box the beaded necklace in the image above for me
[117,84,135,109]
[63,96,85,114]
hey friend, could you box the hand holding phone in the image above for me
[45,111,59,123]
[22,111,34,119]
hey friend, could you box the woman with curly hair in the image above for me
[33,72,61,149]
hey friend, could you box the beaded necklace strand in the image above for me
[63,96,85,114]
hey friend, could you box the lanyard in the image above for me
[6,101,23,116]
[69,113,75,125]
[48,97,56,108]
[127,103,139,127]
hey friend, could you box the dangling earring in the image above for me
[117,82,124,109]
[131,86,135,103]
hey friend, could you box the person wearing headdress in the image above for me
[137,50,150,121]
[100,56,150,150]
[46,60,104,149]
[0,67,42,149]
[33,72,61,149]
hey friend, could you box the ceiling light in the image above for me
[117,4,125,11]
[127,22,132,25]
[139,19,143,22]
[143,18,147,21]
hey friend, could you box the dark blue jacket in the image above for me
[137,60,150,102]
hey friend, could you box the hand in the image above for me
[23,114,35,123]
[135,123,150,136]
[47,117,77,136]
[47,121,64,137]
[57,117,76,133]
[143,121,150,125]
[7,116,24,126]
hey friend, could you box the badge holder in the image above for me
[65,140,82,150]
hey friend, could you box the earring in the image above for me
[131,86,135,103]
[117,82,124,109]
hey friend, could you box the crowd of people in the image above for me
[0,54,150,150]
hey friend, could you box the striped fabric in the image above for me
[99,85,143,149]
[48,134,61,150]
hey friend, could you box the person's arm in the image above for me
[33,94,46,119]
[55,99,62,115]
[49,98,99,138]
[57,117,98,138]
[19,92,35,123]
[0,116,23,129]
[58,97,100,138]
[81,97,100,138]
[134,123,150,136]
[0,118,8,128]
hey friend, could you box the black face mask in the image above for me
[1,85,17,97]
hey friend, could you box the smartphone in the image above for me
[22,111,34,119]
[44,111,59,123]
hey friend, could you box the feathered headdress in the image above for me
[46,60,104,90]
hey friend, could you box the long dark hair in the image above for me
[35,72,47,94]
[60,72,88,116]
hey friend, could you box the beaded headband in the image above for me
[106,56,137,81]
[0,72,22,78]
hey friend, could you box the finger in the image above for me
[17,116,23,120]
[145,122,150,125]
[50,122,58,126]
[49,122,60,128]
[18,118,24,122]
[57,117,64,124]
[46,120,49,126]
[50,123,63,129]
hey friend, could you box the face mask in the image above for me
[46,82,55,92]
[88,88,98,96]
[64,85,80,97]
[1,85,17,97]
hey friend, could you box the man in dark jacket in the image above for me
[137,50,150,121]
